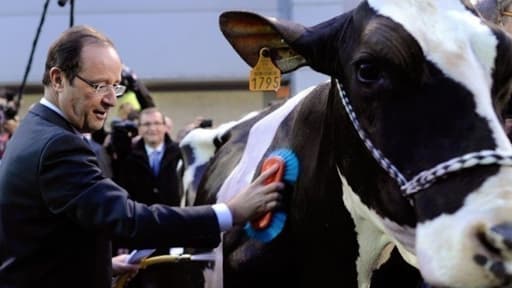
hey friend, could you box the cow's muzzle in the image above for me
[474,223,512,286]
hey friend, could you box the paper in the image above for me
[125,249,156,264]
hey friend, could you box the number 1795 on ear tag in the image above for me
[249,48,281,92]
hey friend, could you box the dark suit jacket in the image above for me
[86,136,113,178]
[0,103,220,288]
[117,137,188,288]
[118,135,182,206]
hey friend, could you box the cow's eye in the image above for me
[357,62,381,84]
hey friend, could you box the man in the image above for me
[118,108,181,206]
[116,108,187,287]
[0,25,283,288]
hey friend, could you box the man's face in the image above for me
[139,111,166,147]
[57,44,122,133]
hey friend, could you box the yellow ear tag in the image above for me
[249,48,281,91]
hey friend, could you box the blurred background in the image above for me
[0,0,358,139]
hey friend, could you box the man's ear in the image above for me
[49,67,65,91]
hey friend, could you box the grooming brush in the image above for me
[244,148,299,243]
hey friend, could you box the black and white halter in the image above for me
[335,79,512,197]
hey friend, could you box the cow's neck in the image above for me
[339,168,417,286]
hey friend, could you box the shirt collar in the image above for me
[145,143,164,155]
[40,97,81,135]
[40,97,65,118]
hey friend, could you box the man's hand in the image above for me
[227,164,284,225]
[112,254,139,277]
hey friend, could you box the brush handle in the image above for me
[251,157,284,230]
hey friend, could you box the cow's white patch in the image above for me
[180,112,259,205]
[216,84,319,203]
[205,84,319,288]
[417,166,512,287]
[368,0,511,153]
[339,169,416,288]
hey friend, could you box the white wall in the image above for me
[0,0,359,93]
[290,0,360,94]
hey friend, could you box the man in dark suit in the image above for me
[0,25,283,288]
[116,108,184,287]
[118,107,181,207]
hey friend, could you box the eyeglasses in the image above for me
[74,74,126,97]
[140,122,164,128]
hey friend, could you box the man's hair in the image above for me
[139,107,165,124]
[42,25,115,86]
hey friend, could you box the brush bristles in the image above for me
[245,148,300,243]
[244,212,287,243]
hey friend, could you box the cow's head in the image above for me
[220,1,512,287]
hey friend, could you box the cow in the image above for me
[180,0,512,287]
[181,82,424,288]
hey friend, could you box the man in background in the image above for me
[118,107,182,207]
[117,107,186,287]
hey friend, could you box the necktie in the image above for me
[149,150,161,176]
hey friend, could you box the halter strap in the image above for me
[335,79,512,197]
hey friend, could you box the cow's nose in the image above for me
[473,222,512,284]
[481,223,512,261]
[490,223,512,252]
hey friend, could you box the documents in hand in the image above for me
[126,249,156,264]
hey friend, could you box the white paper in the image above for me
[125,249,156,264]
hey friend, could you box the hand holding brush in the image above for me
[227,164,284,226]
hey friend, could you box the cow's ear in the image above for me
[219,11,307,73]
[219,11,352,76]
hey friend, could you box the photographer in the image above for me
[106,108,139,181]
[121,65,155,109]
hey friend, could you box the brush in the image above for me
[244,148,299,243]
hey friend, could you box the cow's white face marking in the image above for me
[339,169,416,288]
[417,166,512,287]
[368,0,511,151]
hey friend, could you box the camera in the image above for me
[109,119,138,159]
[199,119,213,128]
[111,119,138,138]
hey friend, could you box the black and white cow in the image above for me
[181,1,512,287]
[182,82,423,288]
